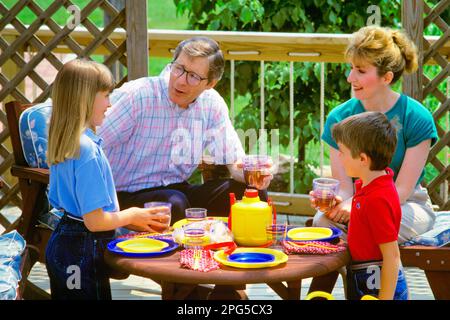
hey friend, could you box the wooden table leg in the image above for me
[161,283,245,300]
[287,280,302,300]
[267,280,302,300]
[161,282,197,300]
[425,271,450,300]
[308,271,340,297]
[207,285,248,300]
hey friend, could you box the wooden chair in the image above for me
[5,101,52,300]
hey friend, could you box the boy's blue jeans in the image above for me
[346,260,409,300]
[45,214,115,300]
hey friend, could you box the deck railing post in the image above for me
[402,0,424,101]
[105,0,125,82]
[125,0,148,80]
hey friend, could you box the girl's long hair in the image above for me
[48,59,114,165]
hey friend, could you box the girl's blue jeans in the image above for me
[45,214,116,300]
[346,260,409,300]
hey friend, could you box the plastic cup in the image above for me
[182,223,206,249]
[266,223,287,249]
[185,208,207,223]
[312,178,340,212]
[243,155,272,189]
[144,202,172,233]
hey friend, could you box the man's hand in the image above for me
[235,158,276,190]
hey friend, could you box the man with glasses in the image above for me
[98,37,273,224]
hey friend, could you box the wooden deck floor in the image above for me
[27,262,434,300]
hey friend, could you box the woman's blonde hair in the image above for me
[345,26,418,84]
[48,59,114,165]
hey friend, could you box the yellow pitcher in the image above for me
[229,189,272,246]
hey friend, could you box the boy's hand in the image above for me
[309,192,343,213]
[326,197,351,225]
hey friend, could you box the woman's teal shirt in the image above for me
[322,94,438,185]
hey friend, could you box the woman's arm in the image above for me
[395,139,431,204]
[83,207,169,233]
[378,241,401,300]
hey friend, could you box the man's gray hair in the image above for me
[173,37,225,82]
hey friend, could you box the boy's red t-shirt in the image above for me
[347,168,402,262]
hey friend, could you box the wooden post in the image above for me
[1,35,25,189]
[402,0,424,101]
[104,0,125,82]
[2,36,26,104]
[125,0,148,80]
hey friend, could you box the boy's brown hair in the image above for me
[332,111,398,170]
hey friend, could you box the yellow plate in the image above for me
[214,248,288,269]
[116,238,169,253]
[287,227,333,241]
[172,216,228,229]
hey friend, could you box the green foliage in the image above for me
[174,0,405,193]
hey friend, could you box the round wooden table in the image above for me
[105,245,350,300]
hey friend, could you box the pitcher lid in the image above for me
[244,189,258,198]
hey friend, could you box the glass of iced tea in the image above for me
[312,178,340,212]
[144,202,172,233]
[243,155,272,190]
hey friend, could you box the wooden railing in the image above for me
[2,25,448,215]
[2,24,449,63]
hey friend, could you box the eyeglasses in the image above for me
[170,62,208,86]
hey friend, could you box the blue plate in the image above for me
[285,226,342,243]
[227,252,275,263]
[108,238,179,258]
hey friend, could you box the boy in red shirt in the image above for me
[332,111,408,300]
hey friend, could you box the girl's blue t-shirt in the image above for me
[322,94,438,185]
[49,128,119,218]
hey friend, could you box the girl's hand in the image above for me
[326,197,352,225]
[128,207,170,233]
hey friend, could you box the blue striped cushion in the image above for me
[18,101,52,169]
[402,211,450,247]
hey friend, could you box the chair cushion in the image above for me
[0,230,25,300]
[18,101,62,230]
[18,101,52,169]
[402,211,450,247]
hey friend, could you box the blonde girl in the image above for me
[46,59,169,300]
